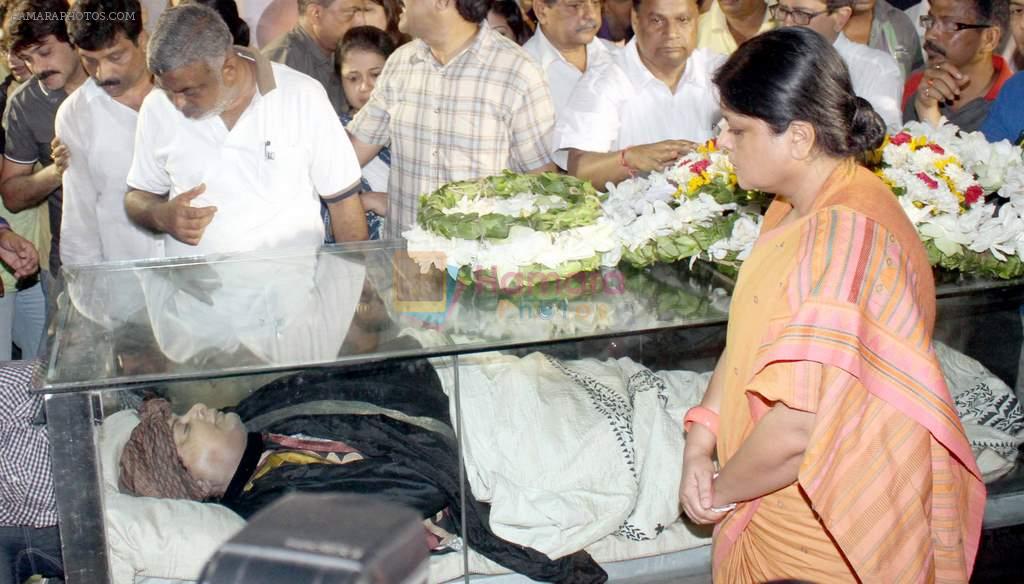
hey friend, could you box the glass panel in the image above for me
[39,241,732,392]
[95,357,467,582]
[452,329,720,581]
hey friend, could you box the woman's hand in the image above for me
[680,453,729,524]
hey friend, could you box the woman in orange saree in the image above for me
[679,28,985,583]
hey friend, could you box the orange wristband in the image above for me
[684,406,719,437]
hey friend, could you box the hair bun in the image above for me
[846,96,886,155]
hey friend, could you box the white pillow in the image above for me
[98,410,246,584]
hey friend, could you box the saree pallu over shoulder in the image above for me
[714,167,985,583]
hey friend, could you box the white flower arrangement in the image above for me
[873,122,1024,278]
[603,140,767,269]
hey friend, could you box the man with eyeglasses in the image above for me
[523,0,618,166]
[554,0,725,188]
[771,0,903,129]
[903,0,1011,131]
[263,0,370,115]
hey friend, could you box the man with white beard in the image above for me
[126,3,369,258]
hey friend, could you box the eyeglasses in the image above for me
[769,4,829,25]
[919,14,991,34]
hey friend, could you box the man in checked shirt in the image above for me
[0,359,63,584]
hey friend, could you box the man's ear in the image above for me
[434,0,452,13]
[534,0,551,26]
[220,52,237,84]
[980,25,1002,54]
[194,478,219,499]
[136,30,150,53]
[786,120,816,160]
[832,6,852,32]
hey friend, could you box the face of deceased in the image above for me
[171,403,247,496]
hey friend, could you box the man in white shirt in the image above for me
[771,0,903,129]
[126,4,367,259]
[57,0,160,266]
[524,0,618,114]
[554,0,725,188]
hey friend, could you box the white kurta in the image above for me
[553,41,725,154]
[127,52,361,258]
[835,32,905,131]
[56,78,159,266]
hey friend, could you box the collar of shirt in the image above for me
[703,0,773,46]
[236,46,279,96]
[409,23,496,69]
[620,38,708,93]
[527,26,614,72]
[293,24,335,69]
[34,76,67,104]
[988,54,1013,100]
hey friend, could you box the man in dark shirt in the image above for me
[903,0,1011,131]
[0,0,88,275]
[262,0,370,115]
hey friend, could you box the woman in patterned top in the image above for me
[333,26,396,241]
[678,28,984,583]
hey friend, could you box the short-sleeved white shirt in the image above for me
[553,41,725,154]
[834,33,904,131]
[127,48,362,258]
[56,78,159,266]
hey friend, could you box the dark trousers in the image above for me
[0,525,63,584]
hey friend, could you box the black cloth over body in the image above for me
[220,355,607,584]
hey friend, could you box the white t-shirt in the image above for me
[834,33,904,131]
[127,49,362,258]
[553,41,725,154]
[523,27,619,115]
[56,78,160,266]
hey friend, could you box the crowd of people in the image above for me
[0,0,1015,355]
[0,0,1019,581]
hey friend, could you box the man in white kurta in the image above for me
[126,4,366,259]
[57,19,159,266]
[773,0,903,130]
[553,0,725,189]
[523,0,619,114]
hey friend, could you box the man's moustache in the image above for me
[924,40,947,58]
[98,79,121,88]
[38,70,58,80]
[576,22,598,33]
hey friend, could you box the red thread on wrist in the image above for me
[619,147,636,178]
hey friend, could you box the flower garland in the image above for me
[871,122,1024,280]
[405,171,621,286]
[603,140,768,269]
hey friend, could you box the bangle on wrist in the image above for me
[684,406,720,437]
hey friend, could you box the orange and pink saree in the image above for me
[712,163,985,583]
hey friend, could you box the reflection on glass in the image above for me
[42,244,735,391]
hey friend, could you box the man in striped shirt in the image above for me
[346,0,558,240]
